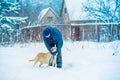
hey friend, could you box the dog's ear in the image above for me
[50,47,53,51]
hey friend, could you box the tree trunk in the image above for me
[108,25,114,42]
[97,26,100,42]
[117,24,120,40]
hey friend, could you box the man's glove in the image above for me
[51,50,58,55]
[49,49,57,55]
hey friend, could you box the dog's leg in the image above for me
[39,61,43,67]
[54,56,57,67]
[33,57,39,67]
[53,56,57,67]
[50,56,55,67]
[52,56,57,67]
[49,55,57,67]
[52,56,55,67]
[49,56,53,66]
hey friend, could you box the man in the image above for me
[42,26,63,68]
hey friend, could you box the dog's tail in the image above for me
[29,55,39,62]
[29,59,35,62]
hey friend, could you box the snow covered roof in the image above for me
[65,0,95,20]
[38,8,49,21]
[38,7,59,21]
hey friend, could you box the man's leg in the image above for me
[57,50,62,68]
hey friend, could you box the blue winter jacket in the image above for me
[42,26,63,53]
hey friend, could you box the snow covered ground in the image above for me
[0,41,120,80]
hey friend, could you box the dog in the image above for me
[29,46,57,67]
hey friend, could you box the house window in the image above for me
[64,8,67,13]
[47,17,53,22]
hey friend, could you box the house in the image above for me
[64,0,98,41]
[35,0,69,25]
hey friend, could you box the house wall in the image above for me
[61,1,70,24]
[41,10,58,24]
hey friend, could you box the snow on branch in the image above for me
[1,17,28,25]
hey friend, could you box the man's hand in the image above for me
[51,50,58,55]
[49,49,57,55]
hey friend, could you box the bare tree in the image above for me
[83,0,120,41]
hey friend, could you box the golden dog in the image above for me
[29,47,57,67]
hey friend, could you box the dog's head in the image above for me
[50,46,57,52]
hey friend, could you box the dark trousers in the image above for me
[49,50,62,68]
[57,50,62,68]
